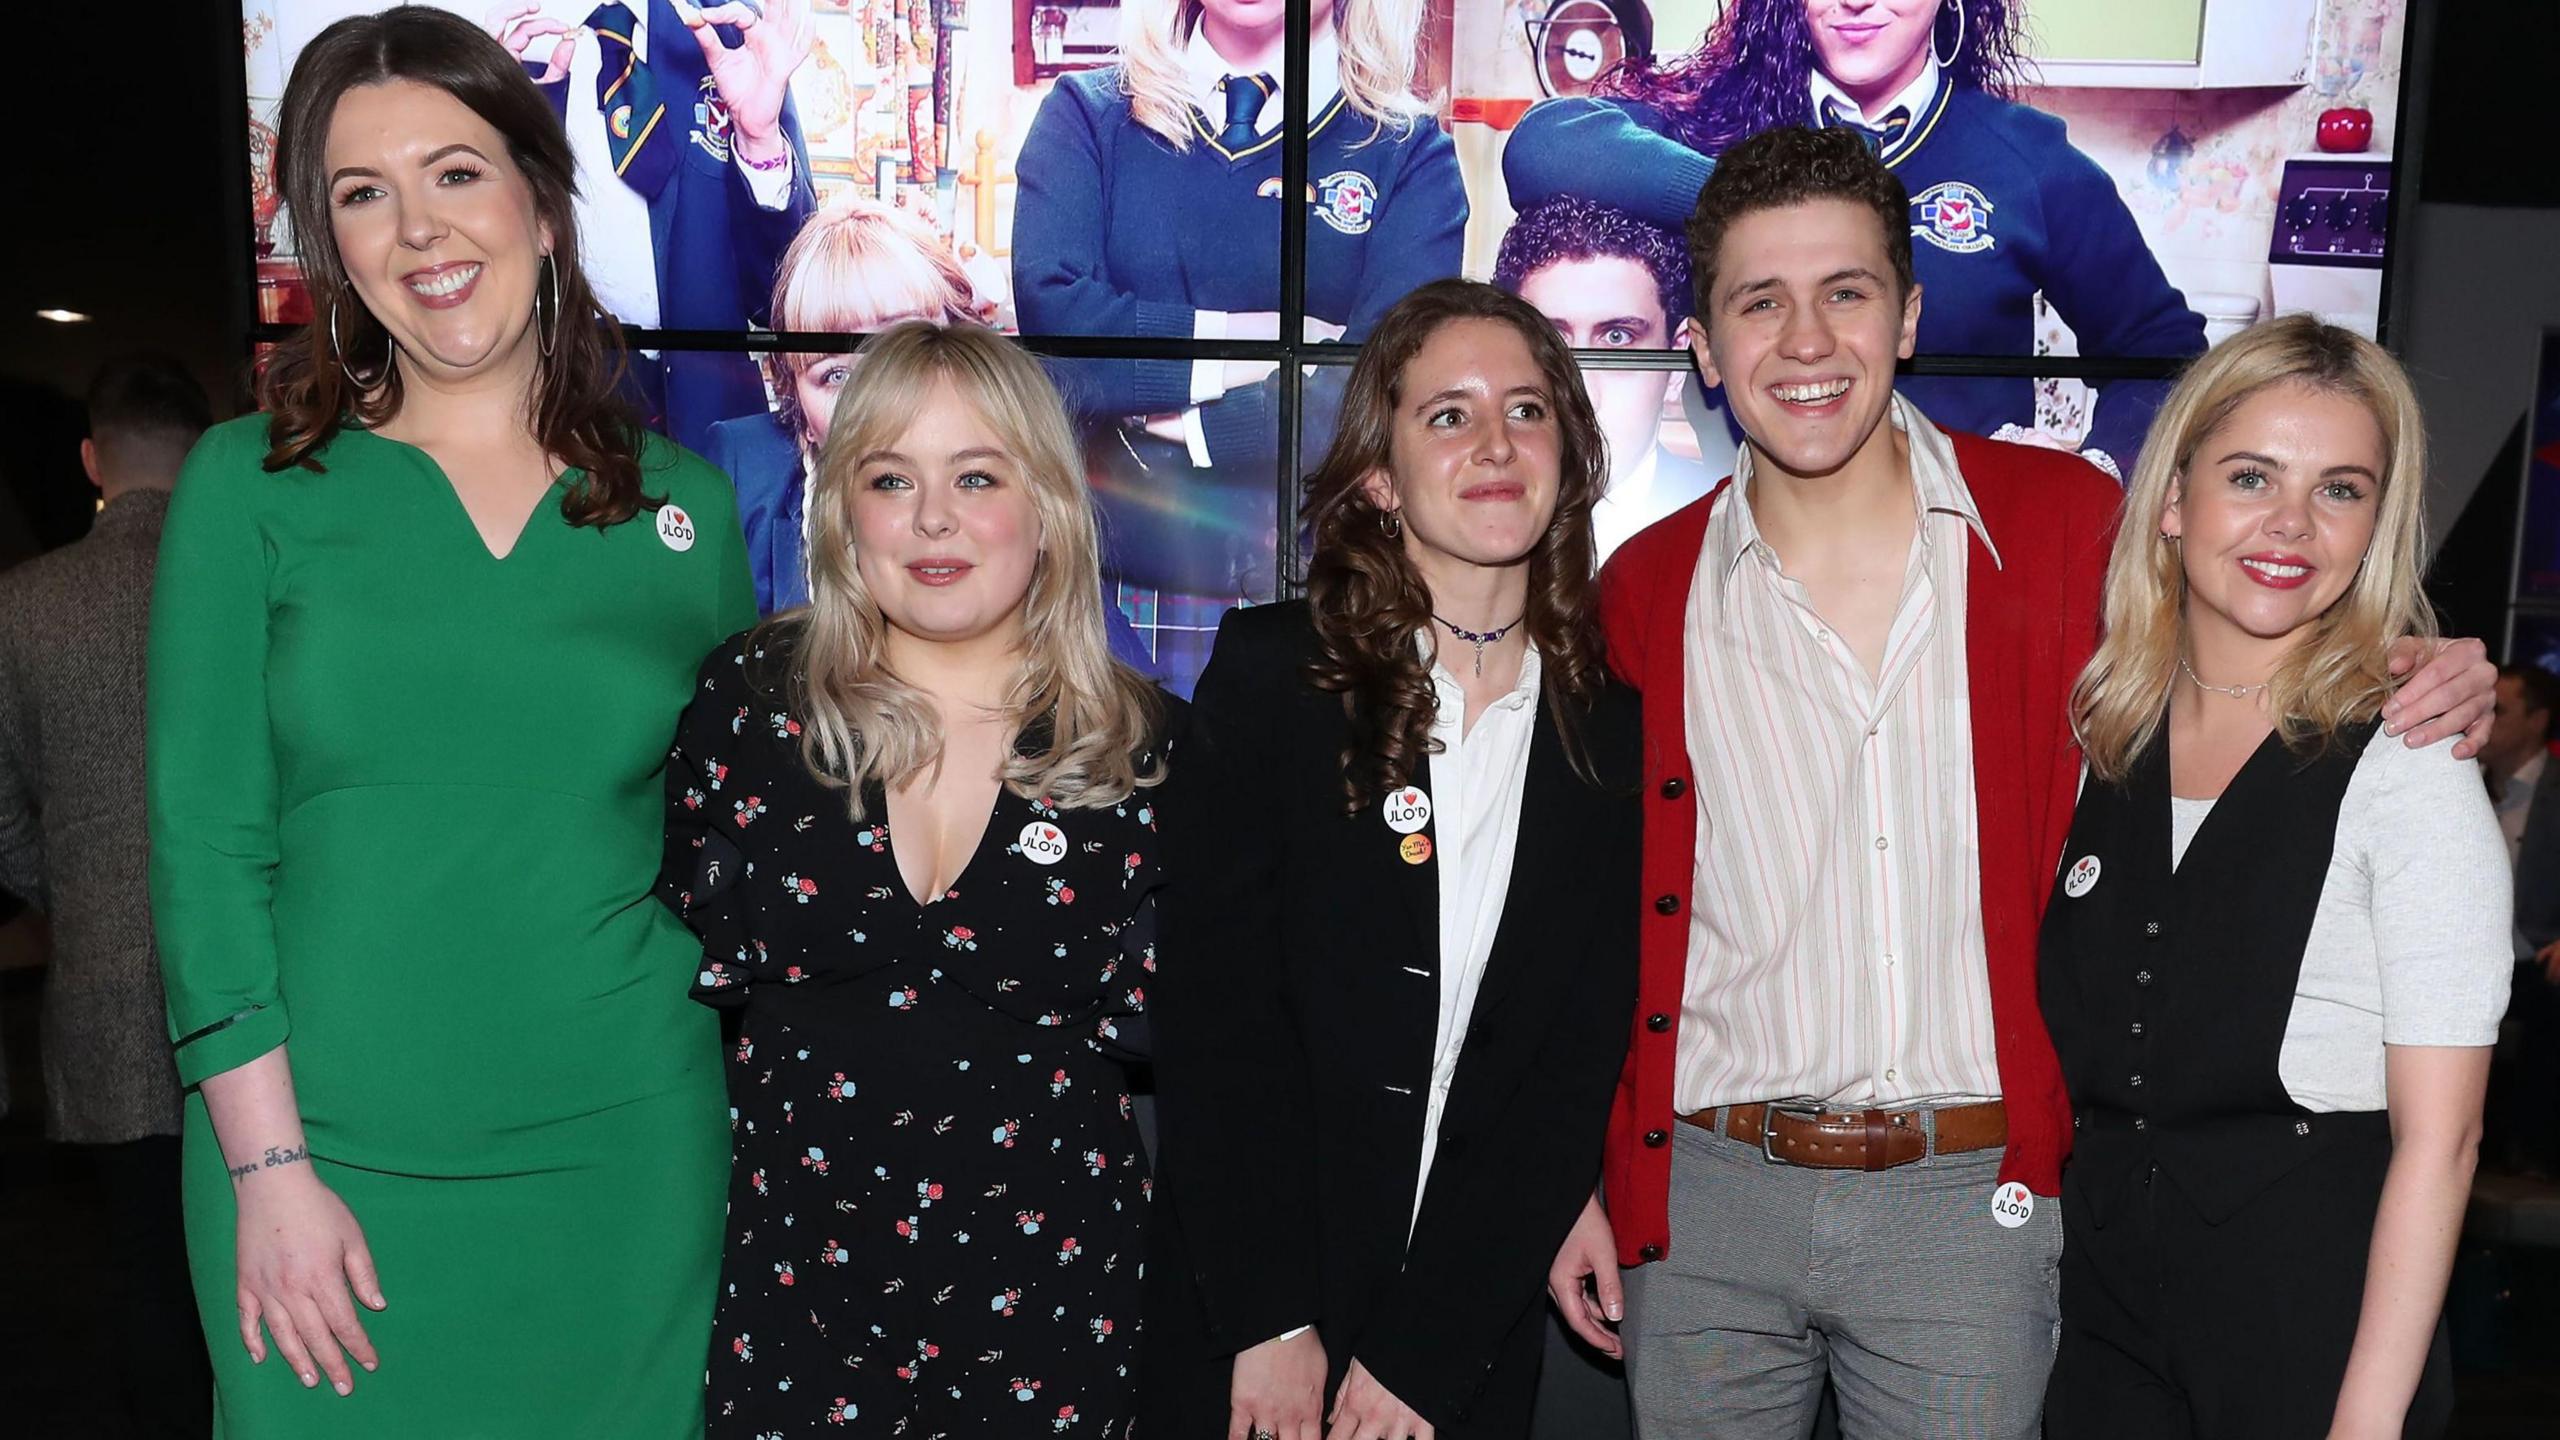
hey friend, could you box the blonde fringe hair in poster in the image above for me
[784,321,1165,820]
[2071,314,2436,784]
[1116,0,1430,149]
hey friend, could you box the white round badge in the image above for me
[2063,854,2101,899]
[1017,820,1068,865]
[1990,1180,2035,1229]
[1381,786,1432,835]
[657,503,697,553]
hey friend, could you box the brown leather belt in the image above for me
[1679,1101,2009,1170]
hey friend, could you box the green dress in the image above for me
[146,417,757,1437]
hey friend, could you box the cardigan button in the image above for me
[2134,969,2154,987]
[1643,1129,1668,1148]
[1654,894,1682,916]
[1659,776,1686,800]
[2143,920,2162,938]
[1646,1012,1672,1033]
[1639,1244,1664,1262]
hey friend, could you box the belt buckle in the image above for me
[1760,1102,1824,1164]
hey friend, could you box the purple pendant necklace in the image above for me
[1433,612,1525,677]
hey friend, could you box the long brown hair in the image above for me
[1301,279,1612,810]
[258,6,647,526]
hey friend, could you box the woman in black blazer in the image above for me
[1143,279,1642,1440]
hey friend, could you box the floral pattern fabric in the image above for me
[661,634,1165,1438]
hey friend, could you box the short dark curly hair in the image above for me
[1686,125,1913,326]
[1492,196,1692,334]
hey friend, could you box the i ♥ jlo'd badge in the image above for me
[657,503,696,552]
[1399,834,1433,865]
[2063,854,2101,899]
[1990,1180,2035,1229]
[1382,786,1431,834]
[1017,821,1068,865]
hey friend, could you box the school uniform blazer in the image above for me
[1592,430,2120,1268]
[702,413,807,613]
[1144,600,1641,1435]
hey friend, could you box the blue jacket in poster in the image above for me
[1012,68,1467,466]
[1504,85,2206,469]
[532,0,816,455]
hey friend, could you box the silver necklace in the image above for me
[2180,655,2267,699]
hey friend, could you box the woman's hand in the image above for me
[1230,1326,1326,1440]
[232,1160,386,1396]
[1547,1189,1625,1358]
[1325,1360,1431,1440]
[2384,635,2494,756]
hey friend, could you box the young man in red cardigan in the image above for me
[1539,126,2495,1436]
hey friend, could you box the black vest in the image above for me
[2038,721,2389,1226]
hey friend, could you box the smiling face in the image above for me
[1692,197,1920,485]
[323,79,551,385]
[1517,255,1679,483]
[1361,316,1564,580]
[2164,379,2385,655]
[1806,0,1940,105]
[844,376,1043,651]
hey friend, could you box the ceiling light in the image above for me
[35,308,91,324]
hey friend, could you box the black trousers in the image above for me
[2044,1134,2450,1440]
[86,1137,214,1439]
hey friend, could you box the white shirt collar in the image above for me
[1810,54,1938,128]
[1184,26,1342,136]
[1712,394,2000,592]
[1418,628,1544,714]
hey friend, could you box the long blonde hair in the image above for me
[2073,314,2435,783]
[1117,0,1429,150]
[782,321,1164,817]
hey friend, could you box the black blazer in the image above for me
[1141,601,1641,1438]
[2514,757,2560,955]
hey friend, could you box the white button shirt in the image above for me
[1410,640,1541,1231]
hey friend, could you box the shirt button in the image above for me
[2134,969,2154,986]
[1639,1244,1664,1262]
[1643,1129,1668,1148]
[1885,1068,1899,1083]
[1874,836,1890,851]
[1646,1012,1672,1033]
[1883,953,1896,967]
[1655,894,1682,916]
[1660,777,1686,800]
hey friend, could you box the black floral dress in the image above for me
[660,633,1168,1438]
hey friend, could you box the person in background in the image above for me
[1012,0,1464,471]
[0,352,216,1439]
[662,320,1171,1435]
[2489,663,2560,1174]
[1503,0,2205,476]
[703,193,985,614]
[487,0,818,452]
[1491,194,1723,565]
[149,11,752,1433]
[1144,280,1640,1440]
[2043,314,2508,1439]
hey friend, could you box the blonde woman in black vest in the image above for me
[2040,315,2509,1439]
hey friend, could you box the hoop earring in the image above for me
[328,295,388,392]
[1933,0,1966,70]
[1379,508,1403,539]
[537,252,561,359]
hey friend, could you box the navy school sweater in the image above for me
[1014,68,1468,466]
[1504,85,2207,468]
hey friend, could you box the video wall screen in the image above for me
[238,0,2414,674]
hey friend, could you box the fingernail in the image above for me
[363,1361,378,1372]
[300,1371,317,1387]
[334,1380,352,1397]
[1607,1302,1623,1320]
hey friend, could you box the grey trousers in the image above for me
[1621,1117,2062,1439]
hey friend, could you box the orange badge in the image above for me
[1399,834,1433,865]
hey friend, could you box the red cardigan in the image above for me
[1594,430,2121,1267]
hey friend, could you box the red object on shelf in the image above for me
[1449,96,1536,131]
[2316,107,2374,154]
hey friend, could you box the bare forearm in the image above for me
[197,1046,315,1188]
[2332,1135,2476,1433]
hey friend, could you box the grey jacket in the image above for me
[0,488,182,1141]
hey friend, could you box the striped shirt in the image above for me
[1676,399,2005,1113]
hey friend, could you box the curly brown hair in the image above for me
[1301,279,1614,811]
[1686,125,1914,324]
[256,6,648,526]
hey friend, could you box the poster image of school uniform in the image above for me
[527,0,817,455]
[2038,725,2511,1437]
[1503,62,2206,473]
[1011,29,1467,470]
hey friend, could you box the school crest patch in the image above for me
[1911,180,1995,254]
[1314,170,1378,235]
[691,75,735,162]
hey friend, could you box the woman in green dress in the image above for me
[146,11,752,1435]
